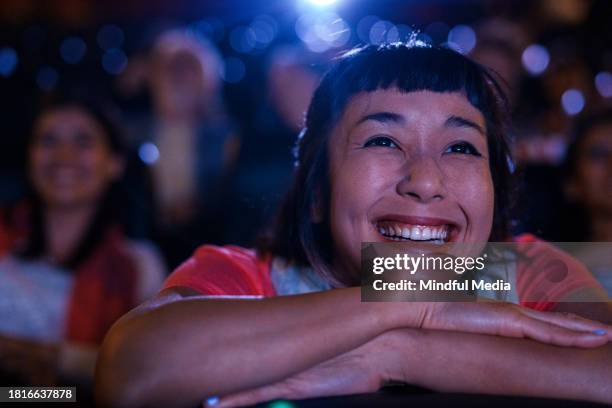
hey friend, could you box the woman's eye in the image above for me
[363,136,397,149]
[37,133,59,148]
[445,141,482,156]
[75,133,97,149]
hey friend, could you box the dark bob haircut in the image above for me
[259,41,515,287]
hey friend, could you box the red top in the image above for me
[163,236,605,311]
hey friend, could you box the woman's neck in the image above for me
[44,204,97,264]
[590,213,612,241]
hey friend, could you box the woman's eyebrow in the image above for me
[356,111,405,126]
[445,115,485,136]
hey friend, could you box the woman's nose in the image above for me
[396,156,445,203]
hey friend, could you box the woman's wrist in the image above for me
[372,300,437,334]
[365,328,421,386]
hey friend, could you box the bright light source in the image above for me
[307,0,338,6]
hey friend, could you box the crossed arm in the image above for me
[94,287,612,408]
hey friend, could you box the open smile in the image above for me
[373,215,460,244]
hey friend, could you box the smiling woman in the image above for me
[95,43,612,408]
[0,100,166,389]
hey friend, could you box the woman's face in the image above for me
[29,107,123,209]
[572,123,612,216]
[328,89,494,272]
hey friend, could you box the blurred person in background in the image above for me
[120,29,239,268]
[470,17,528,107]
[495,36,601,240]
[0,100,166,390]
[225,45,321,246]
[558,110,612,294]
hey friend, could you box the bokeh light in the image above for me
[295,11,350,52]
[60,36,87,64]
[521,44,550,76]
[561,88,585,116]
[0,47,18,77]
[138,142,160,165]
[102,48,128,75]
[387,24,414,43]
[250,15,278,50]
[594,71,612,98]
[369,20,394,45]
[447,24,476,54]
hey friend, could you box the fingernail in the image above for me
[592,329,607,336]
[206,396,219,406]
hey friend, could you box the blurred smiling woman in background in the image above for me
[0,100,165,390]
[96,43,612,408]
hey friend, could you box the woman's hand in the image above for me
[204,331,398,408]
[411,301,611,347]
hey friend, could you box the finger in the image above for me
[519,308,612,340]
[205,383,288,408]
[506,315,609,348]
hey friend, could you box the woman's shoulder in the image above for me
[512,234,606,310]
[161,245,276,297]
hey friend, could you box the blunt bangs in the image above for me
[307,42,506,146]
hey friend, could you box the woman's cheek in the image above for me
[444,160,494,223]
[342,155,398,201]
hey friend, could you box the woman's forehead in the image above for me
[336,89,486,134]
[343,89,484,125]
[36,107,103,135]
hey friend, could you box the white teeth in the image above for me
[376,222,451,242]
